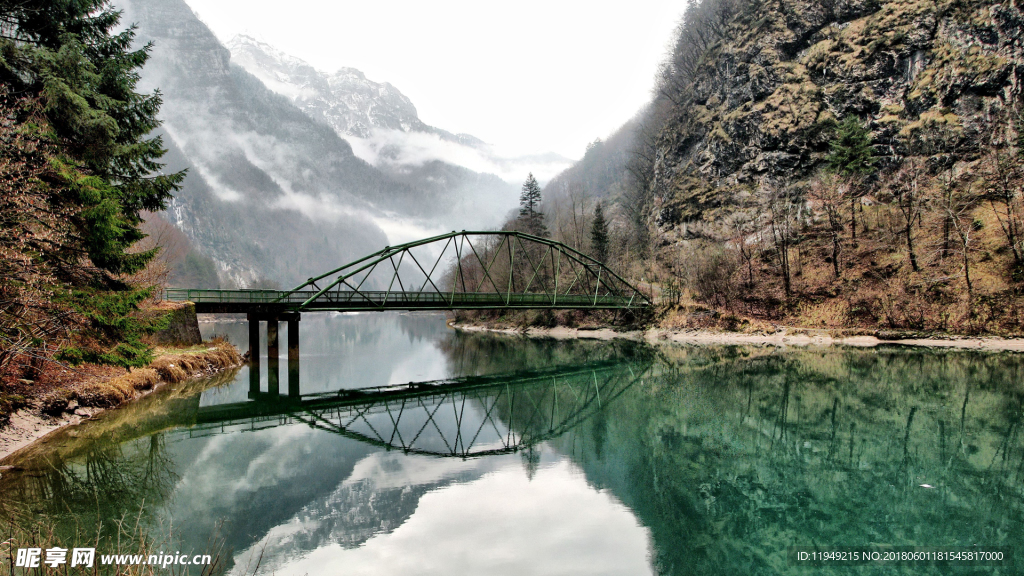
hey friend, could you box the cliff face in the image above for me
[122,0,395,286]
[652,0,1024,236]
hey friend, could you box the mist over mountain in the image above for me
[120,0,535,287]
[227,35,481,144]
[121,0,400,286]
[226,35,573,185]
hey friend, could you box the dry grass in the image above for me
[0,501,225,575]
[646,186,1024,338]
[35,340,241,415]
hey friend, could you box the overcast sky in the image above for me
[182,0,684,160]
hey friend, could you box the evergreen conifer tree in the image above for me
[0,0,184,368]
[826,116,875,241]
[518,173,547,237]
[826,117,875,176]
[590,201,609,263]
[0,0,183,274]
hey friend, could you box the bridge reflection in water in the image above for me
[188,360,656,458]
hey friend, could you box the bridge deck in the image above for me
[165,288,645,313]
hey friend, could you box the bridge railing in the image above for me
[163,288,640,308]
[164,289,313,304]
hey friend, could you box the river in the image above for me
[1,313,1022,575]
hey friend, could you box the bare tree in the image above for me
[566,181,590,253]
[655,0,746,105]
[809,173,848,279]
[889,158,927,272]
[939,178,979,294]
[983,146,1024,266]
[679,241,739,308]
[727,211,761,288]
[125,211,192,290]
[764,183,800,297]
[623,103,671,256]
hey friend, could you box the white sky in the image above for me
[182,0,685,160]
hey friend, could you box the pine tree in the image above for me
[590,201,609,263]
[826,116,875,241]
[826,117,875,176]
[0,0,184,368]
[0,0,183,274]
[518,173,548,237]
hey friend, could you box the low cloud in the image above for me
[348,128,573,185]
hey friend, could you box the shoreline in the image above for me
[452,322,1024,352]
[6,321,1019,463]
[0,342,242,462]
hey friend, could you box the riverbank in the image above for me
[0,340,242,461]
[452,322,1024,352]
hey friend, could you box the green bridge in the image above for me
[165,231,649,314]
[163,231,650,394]
[186,359,658,458]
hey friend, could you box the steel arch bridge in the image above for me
[184,360,657,458]
[165,231,650,313]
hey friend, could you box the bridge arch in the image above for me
[278,230,650,312]
[164,232,650,401]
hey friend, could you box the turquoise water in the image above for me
[2,313,1022,575]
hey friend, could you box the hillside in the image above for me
[225,34,523,236]
[226,35,481,145]
[544,0,1024,335]
[0,0,203,414]
[650,0,1022,227]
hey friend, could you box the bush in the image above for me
[678,241,740,308]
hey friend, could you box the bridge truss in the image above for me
[186,361,656,458]
[165,231,650,312]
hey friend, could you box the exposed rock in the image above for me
[227,35,480,145]
[651,0,1024,240]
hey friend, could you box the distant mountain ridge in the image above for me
[227,35,484,147]
[225,35,572,185]
[124,0,404,286]
[120,0,527,287]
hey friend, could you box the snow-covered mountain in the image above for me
[227,35,477,144]
[226,35,571,184]
[123,0,402,287]
[118,0,527,287]
[112,0,573,287]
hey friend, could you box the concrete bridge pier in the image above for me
[246,312,301,397]
[267,319,280,395]
[287,314,300,397]
[248,314,260,395]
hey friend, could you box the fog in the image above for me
[184,0,684,160]
[347,129,571,185]
[122,0,529,286]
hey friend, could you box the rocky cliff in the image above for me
[651,0,1024,236]
[123,0,401,286]
[227,35,483,146]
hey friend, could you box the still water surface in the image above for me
[2,313,1023,575]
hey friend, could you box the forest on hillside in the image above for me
[0,0,181,412]
[534,0,1024,335]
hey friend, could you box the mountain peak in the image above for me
[223,36,570,183]
[226,36,432,139]
[227,34,305,67]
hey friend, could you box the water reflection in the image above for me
[189,361,653,458]
[1,314,1022,576]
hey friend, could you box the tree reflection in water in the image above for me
[1,340,1022,576]
[544,346,1024,575]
